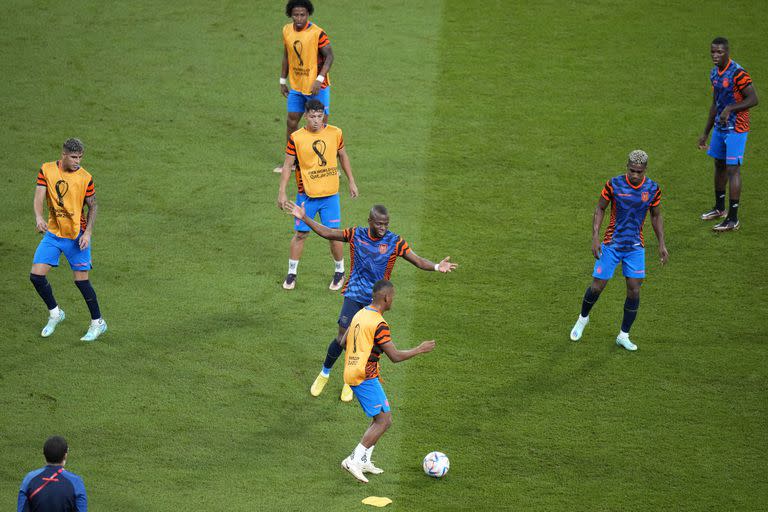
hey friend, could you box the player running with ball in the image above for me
[340,279,435,483]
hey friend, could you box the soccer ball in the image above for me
[422,451,449,478]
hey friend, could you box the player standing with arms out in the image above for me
[284,201,457,400]
[274,0,334,173]
[697,37,759,231]
[569,150,668,351]
[277,99,358,290]
[30,138,107,342]
[340,280,435,483]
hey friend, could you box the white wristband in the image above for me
[316,74,325,82]
[279,77,287,85]
[434,263,440,271]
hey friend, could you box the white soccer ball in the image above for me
[422,451,450,478]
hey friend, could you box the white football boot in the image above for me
[41,309,66,337]
[570,316,589,341]
[341,457,369,483]
[81,319,108,342]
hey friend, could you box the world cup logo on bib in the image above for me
[641,191,649,202]
[312,140,327,166]
[293,40,304,66]
[378,244,388,254]
[54,180,69,208]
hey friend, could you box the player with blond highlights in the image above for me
[570,150,668,351]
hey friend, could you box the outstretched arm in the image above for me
[650,205,669,265]
[283,200,346,241]
[402,251,458,273]
[591,196,608,259]
[381,339,435,363]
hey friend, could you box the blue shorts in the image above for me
[593,243,644,280]
[351,377,391,417]
[294,192,340,232]
[338,296,369,328]
[33,231,92,271]
[707,127,748,166]
[287,88,330,115]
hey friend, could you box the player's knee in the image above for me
[590,280,607,294]
[294,231,310,241]
[378,413,392,430]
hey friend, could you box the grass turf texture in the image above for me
[1,0,766,510]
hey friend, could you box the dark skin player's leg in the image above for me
[360,412,392,448]
[625,277,642,301]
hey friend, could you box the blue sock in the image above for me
[75,280,101,320]
[30,274,58,310]
[580,286,601,317]
[621,297,640,333]
[322,338,344,373]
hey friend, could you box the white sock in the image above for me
[618,330,629,340]
[578,314,589,323]
[321,368,331,377]
[334,259,344,273]
[288,259,299,275]
[353,443,367,463]
[365,445,375,461]
[49,306,61,318]
[91,318,103,327]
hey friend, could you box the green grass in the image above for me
[1,0,766,510]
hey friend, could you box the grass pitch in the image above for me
[1,1,766,510]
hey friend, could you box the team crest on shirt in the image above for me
[642,191,649,202]
[378,244,388,254]
[723,78,729,88]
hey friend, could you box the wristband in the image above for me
[279,77,287,85]
[316,74,325,82]
[434,263,440,271]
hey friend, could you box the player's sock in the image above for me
[621,297,639,333]
[49,306,61,318]
[580,287,600,317]
[323,338,343,371]
[30,273,58,310]
[334,259,344,273]
[75,279,102,320]
[353,443,367,463]
[715,190,726,211]
[618,330,630,340]
[365,445,375,461]
[288,259,299,275]
[727,199,739,222]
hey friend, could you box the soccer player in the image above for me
[569,150,669,351]
[277,99,358,290]
[284,200,457,401]
[31,138,107,342]
[339,279,435,483]
[697,37,759,231]
[274,0,334,173]
[18,436,87,512]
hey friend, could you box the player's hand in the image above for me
[419,340,436,353]
[311,80,321,96]
[277,192,288,210]
[280,84,289,98]
[78,233,91,250]
[35,217,48,233]
[348,180,359,198]
[659,245,669,265]
[436,257,458,273]
[717,109,731,127]
[697,134,709,150]
[283,200,306,219]
[591,239,602,259]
